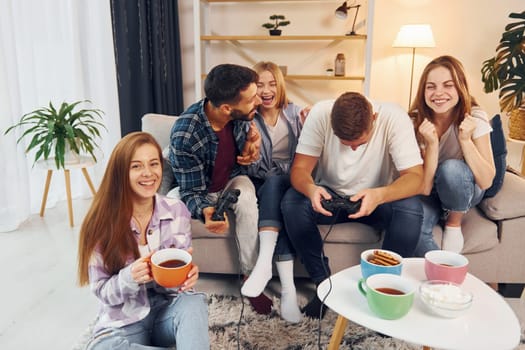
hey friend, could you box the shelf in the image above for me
[203,0,342,2]
[201,74,364,81]
[285,75,364,80]
[201,35,366,41]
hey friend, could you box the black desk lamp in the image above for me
[335,1,361,36]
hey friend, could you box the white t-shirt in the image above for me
[266,113,290,162]
[296,99,423,196]
[437,107,492,163]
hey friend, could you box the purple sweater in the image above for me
[88,194,192,334]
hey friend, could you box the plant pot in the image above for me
[269,29,282,36]
[508,108,525,141]
[63,138,81,165]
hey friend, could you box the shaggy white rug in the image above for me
[74,294,525,349]
[207,294,419,350]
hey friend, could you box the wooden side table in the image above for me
[508,137,525,175]
[37,156,97,227]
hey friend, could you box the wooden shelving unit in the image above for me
[193,0,375,102]
[201,73,365,81]
[201,35,367,41]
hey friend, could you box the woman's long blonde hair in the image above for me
[77,132,162,286]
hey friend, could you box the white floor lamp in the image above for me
[393,24,436,109]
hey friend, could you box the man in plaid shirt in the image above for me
[169,64,273,314]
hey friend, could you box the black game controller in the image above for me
[321,196,362,215]
[211,189,241,221]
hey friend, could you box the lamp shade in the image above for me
[335,1,348,19]
[392,24,435,48]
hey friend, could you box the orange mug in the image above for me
[150,248,192,288]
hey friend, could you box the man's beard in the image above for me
[230,108,254,121]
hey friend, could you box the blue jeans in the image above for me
[251,175,295,261]
[86,291,209,350]
[281,187,423,284]
[414,159,485,256]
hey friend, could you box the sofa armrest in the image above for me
[479,171,525,220]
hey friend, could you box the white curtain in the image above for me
[0,0,122,232]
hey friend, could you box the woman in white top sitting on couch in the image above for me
[241,61,309,322]
[410,55,495,255]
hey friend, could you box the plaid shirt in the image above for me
[169,99,250,220]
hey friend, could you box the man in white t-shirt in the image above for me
[281,92,424,319]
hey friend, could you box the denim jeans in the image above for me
[86,291,209,350]
[281,187,423,284]
[250,175,295,261]
[169,175,259,275]
[413,159,485,257]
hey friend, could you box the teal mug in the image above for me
[358,273,415,320]
[360,249,403,279]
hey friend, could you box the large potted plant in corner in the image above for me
[481,11,525,140]
[4,100,106,169]
[262,14,290,36]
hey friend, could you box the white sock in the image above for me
[442,226,464,253]
[276,260,302,323]
[241,230,278,297]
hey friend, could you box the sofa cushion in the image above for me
[192,219,382,244]
[320,222,382,244]
[479,171,525,220]
[484,114,507,198]
[461,207,499,253]
[141,113,178,149]
[430,208,499,254]
[142,113,179,195]
[159,158,176,195]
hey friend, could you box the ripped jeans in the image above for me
[414,159,485,256]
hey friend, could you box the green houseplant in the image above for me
[4,100,106,169]
[262,14,290,36]
[481,11,525,140]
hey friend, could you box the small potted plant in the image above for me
[262,14,290,36]
[481,11,525,140]
[4,100,106,169]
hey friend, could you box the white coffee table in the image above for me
[317,258,521,350]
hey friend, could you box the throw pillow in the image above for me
[159,157,176,195]
[483,114,507,198]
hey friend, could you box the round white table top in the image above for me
[35,155,96,170]
[317,258,521,350]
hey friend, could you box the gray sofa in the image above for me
[142,113,525,284]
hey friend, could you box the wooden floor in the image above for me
[0,198,523,350]
[0,198,313,350]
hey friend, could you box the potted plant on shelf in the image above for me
[481,11,525,140]
[262,14,290,36]
[4,100,106,169]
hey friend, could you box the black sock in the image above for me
[301,295,327,319]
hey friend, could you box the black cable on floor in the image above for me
[232,223,244,350]
[317,208,341,350]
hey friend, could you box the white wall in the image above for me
[178,0,524,166]
[178,0,372,107]
[370,0,524,167]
